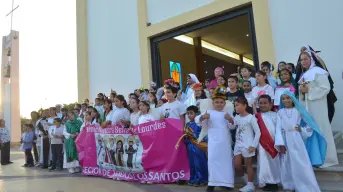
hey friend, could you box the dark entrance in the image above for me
[150,5,259,87]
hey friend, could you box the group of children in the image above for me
[181,91,322,192]
[22,107,82,173]
[21,52,328,192]
[174,55,328,191]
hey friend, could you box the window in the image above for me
[169,61,182,89]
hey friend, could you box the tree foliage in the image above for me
[19,102,78,133]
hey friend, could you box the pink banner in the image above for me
[75,119,190,183]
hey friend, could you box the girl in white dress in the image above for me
[148,92,157,109]
[197,86,235,192]
[91,108,101,125]
[261,61,277,89]
[275,61,287,85]
[255,95,281,191]
[239,67,257,88]
[129,98,140,126]
[285,63,296,79]
[138,101,155,125]
[230,97,261,192]
[111,95,130,127]
[102,99,114,127]
[252,70,275,113]
[275,91,322,192]
[80,112,92,132]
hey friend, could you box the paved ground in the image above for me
[1,151,343,192]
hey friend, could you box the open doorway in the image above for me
[150,5,258,88]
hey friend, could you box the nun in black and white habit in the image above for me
[296,45,337,123]
[296,47,338,168]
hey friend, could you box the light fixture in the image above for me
[173,35,194,45]
[173,35,254,66]
[246,34,249,37]
[243,57,253,65]
[201,40,240,60]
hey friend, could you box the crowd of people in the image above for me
[0,45,338,192]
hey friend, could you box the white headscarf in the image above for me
[188,73,200,84]
[298,51,328,83]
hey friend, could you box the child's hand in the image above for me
[224,113,233,123]
[295,125,301,132]
[202,111,210,120]
[248,146,256,153]
[279,146,287,154]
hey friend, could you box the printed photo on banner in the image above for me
[95,133,144,173]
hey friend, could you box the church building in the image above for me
[76,0,343,134]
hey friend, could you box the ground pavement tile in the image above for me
[1,152,343,192]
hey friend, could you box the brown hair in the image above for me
[115,95,128,109]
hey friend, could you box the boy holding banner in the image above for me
[184,105,208,187]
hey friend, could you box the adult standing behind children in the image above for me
[297,51,338,168]
[209,67,224,89]
[37,109,50,169]
[0,119,12,165]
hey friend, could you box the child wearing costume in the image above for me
[196,86,235,192]
[275,91,323,192]
[184,105,208,187]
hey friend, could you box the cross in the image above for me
[5,0,20,49]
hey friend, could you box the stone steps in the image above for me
[333,131,343,147]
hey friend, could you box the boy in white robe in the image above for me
[255,95,281,191]
[275,91,321,192]
[196,86,235,192]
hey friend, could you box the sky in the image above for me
[0,0,78,118]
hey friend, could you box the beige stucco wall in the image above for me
[76,0,275,99]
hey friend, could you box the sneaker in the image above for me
[239,184,255,192]
[68,168,75,173]
[27,164,34,167]
[206,186,215,192]
[73,167,81,173]
[146,182,153,185]
[22,164,28,167]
